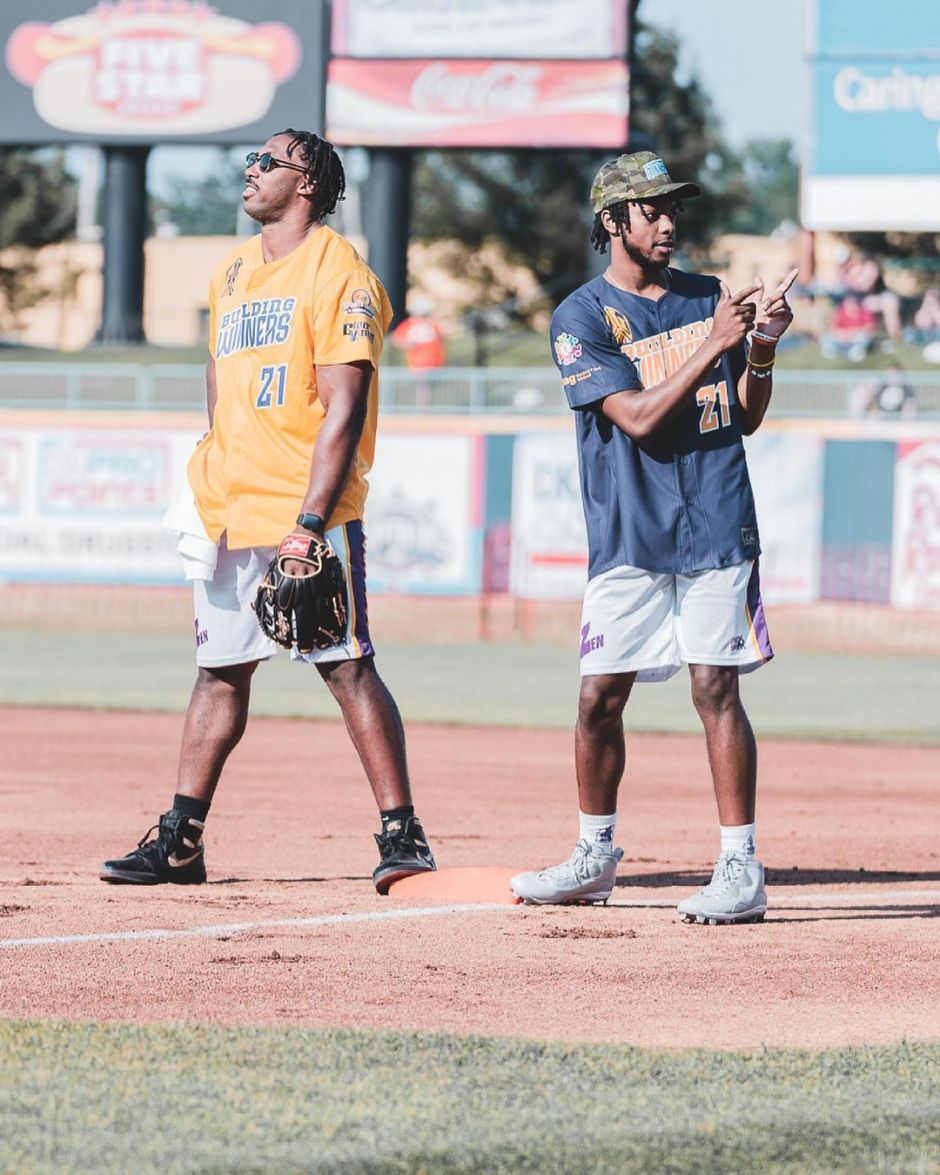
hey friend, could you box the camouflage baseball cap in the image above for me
[591,151,701,214]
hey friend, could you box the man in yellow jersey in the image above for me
[99,129,437,894]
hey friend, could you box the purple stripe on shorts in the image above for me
[747,560,774,663]
[344,519,374,657]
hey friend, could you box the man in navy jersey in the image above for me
[511,151,798,923]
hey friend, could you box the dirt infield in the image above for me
[1,707,937,1051]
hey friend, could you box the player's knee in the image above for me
[317,655,374,700]
[196,661,257,693]
[578,677,629,729]
[689,666,738,716]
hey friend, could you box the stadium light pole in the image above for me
[362,148,412,329]
[97,144,149,344]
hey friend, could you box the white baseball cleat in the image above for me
[511,839,624,905]
[677,853,767,925]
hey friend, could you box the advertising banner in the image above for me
[326,58,629,148]
[0,425,199,584]
[802,0,940,230]
[891,440,940,609]
[331,0,627,60]
[365,433,483,595]
[509,431,587,601]
[510,430,825,605]
[744,431,824,605]
[0,0,322,144]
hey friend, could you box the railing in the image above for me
[0,362,939,417]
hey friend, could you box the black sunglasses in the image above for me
[245,151,306,175]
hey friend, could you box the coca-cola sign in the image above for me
[327,58,629,148]
[410,63,541,115]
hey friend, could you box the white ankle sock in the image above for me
[579,811,617,851]
[720,823,756,859]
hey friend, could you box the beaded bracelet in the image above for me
[748,366,774,380]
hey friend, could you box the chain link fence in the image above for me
[1,362,939,417]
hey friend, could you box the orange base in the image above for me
[388,866,522,905]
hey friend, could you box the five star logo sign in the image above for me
[5,1,302,136]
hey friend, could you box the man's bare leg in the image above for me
[575,672,636,814]
[688,664,756,825]
[317,657,411,811]
[175,661,259,803]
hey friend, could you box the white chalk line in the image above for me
[0,903,507,950]
[0,889,937,950]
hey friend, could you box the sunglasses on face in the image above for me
[245,151,307,175]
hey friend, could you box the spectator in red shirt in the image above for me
[822,294,877,362]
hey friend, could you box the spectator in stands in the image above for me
[905,287,940,346]
[849,365,915,419]
[835,249,902,343]
[821,294,878,362]
[391,297,446,370]
[391,296,446,407]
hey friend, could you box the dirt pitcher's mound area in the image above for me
[0,708,937,1050]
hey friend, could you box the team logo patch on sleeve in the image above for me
[341,288,377,319]
[554,331,583,366]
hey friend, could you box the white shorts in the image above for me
[193,521,374,669]
[579,560,773,682]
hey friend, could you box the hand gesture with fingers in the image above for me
[710,281,761,352]
[753,268,799,342]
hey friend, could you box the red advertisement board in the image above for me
[326,58,629,148]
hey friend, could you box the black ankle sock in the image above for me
[172,794,211,823]
[380,804,414,830]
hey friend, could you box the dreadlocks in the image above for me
[590,200,632,254]
[277,129,347,218]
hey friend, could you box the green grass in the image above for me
[3,335,935,370]
[2,631,938,744]
[1,1023,937,1173]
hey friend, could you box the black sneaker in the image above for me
[372,814,436,895]
[99,810,207,885]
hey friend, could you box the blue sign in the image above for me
[811,60,940,176]
[815,0,940,57]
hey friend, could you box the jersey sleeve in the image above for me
[206,271,220,359]
[550,298,642,410]
[313,269,389,368]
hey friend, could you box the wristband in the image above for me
[296,512,325,533]
[747,356,776,370]
[751,331,779,345]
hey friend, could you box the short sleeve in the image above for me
[207,273,219,359]
[314,269,391,368]
[550,298,642,410]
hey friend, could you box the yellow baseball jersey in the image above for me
[188,225,392,549]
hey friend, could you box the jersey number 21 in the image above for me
[257,364,288,409]
[696,380,730,434]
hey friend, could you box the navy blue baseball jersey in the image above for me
[550,269,759,578]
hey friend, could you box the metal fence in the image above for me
[1,362,939,418]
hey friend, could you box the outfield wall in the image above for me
[1,411,938,610]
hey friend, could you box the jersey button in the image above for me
[686,496,695,505]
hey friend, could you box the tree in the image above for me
[0,149,77,328]
[411,12,741,321]
[719,139,799,237]
[152,156,245,236]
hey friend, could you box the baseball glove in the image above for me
[253,533,348,654]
